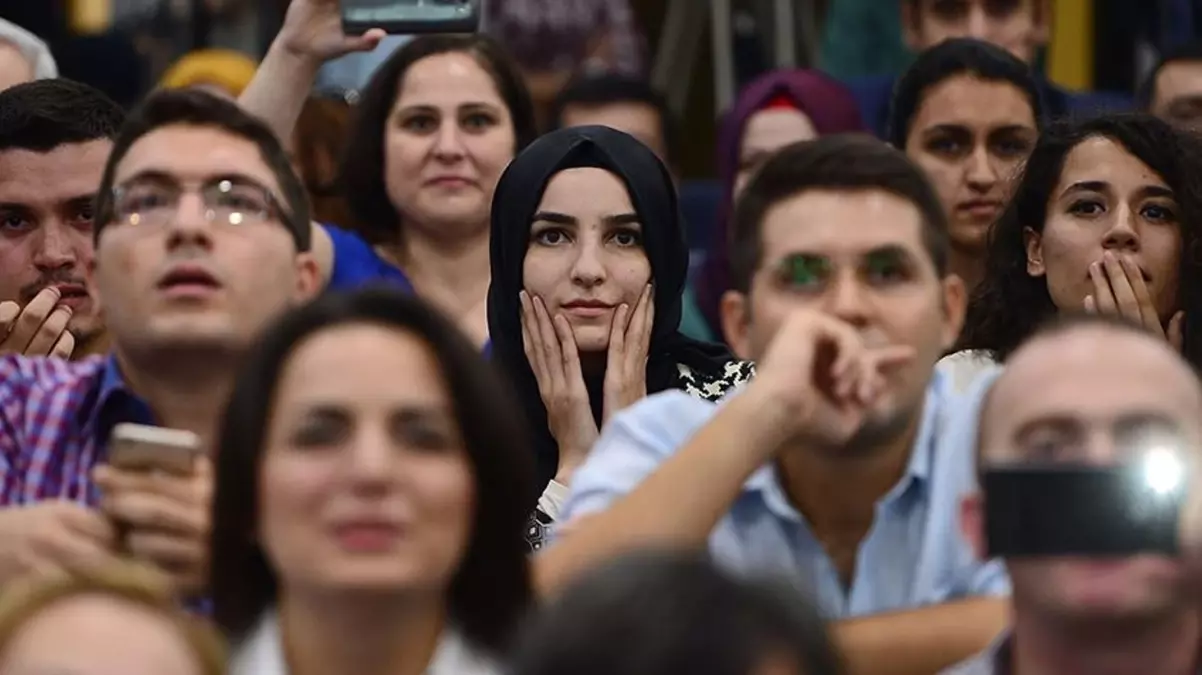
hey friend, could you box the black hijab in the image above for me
[487,126,738,492]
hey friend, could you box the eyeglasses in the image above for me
[111,178,287,229]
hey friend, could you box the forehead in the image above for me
[741,109,816,155]
[1055,136,1167,194]
[0,140,112,203]
[395,51,504,108]
[911,75,1036,130]
[114,124,282,193]
[279,323,450,406]
[987,329,1202,439]
[917,0,1035,19]
[561,103,662,143]
[1155,61,1202,100]
[537,167,631,210]
[759,188,931,263]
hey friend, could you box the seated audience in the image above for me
[539,135,1007,674]
[512,552,845,675]
[0,89,319,598]
[888,39,1042,294]
[210,288,532,675]
[0,19,56,91]
[0,563,224,675]
[0,78,125,360]
[548,73,677,169]
[486,125,751,546]
[692,69,865,344]
[954,114,1202,382]
[242,2,536,347]
[1141,41,1202,131]
[946,314,1202,674]
[845,0,1129,138]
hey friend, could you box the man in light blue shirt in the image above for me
[539,135,1007,673]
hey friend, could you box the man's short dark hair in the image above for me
[0,78,124,153]
[729,134,950,293]
[888,38,1044,148]
[93,89,311,252]
[1139,41,1202,109]
[510,552,843,675]
[549,73,678,166]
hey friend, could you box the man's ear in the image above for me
[720,290,752,360]
[960,491,988,560]
[940,273,967,352]
[294,253,322,303]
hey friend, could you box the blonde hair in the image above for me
[0,563,225,675]
[159,49,258,98]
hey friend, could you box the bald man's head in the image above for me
[980,315,1202,468]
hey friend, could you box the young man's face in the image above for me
[902,0,1049,65]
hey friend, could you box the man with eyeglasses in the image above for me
[0,89,320,597]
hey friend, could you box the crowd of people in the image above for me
[4,1,1202,674]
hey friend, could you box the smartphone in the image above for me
[341,0,480,36]
[983,459,1187,558]
[107,423,201,476]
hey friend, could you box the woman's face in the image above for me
[259,323,475,595]
[1026,136,1183,321]
[384,51,516,239]
[734,107,818,198]
[905,74,1038,255]
[522,168,652,352]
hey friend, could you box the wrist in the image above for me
[272,37,325,76]
[727,383,799,457]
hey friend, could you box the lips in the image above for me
[331,519,403,552]
[157,265,220,291]
[956,200,1003,217]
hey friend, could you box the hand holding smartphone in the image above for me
[341,0,480,35]
[107,423,201,476]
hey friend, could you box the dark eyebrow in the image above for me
[921,124,971,137]
[987,125,1037,137]
[603,213,640,226]
[1061,181,1174,201]
[863,244,918,262]
[532,211,576,225]
[532,211,640,227]
[119,170,273,194]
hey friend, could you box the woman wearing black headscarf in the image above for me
[487,126,753,549]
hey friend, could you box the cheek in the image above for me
[259,456,330,558]
[468,130,516,178]
[0,238,34,291]
[612,253,651,298]
[521,249,567,298]
[913,155,961,201]
[1038,220,1096,278]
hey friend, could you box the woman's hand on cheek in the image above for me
[520,291,600,483]
[603,283,653,423]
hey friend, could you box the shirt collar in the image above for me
[87,354,157,449]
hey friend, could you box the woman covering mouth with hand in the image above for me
[486,126,752,549]
[950,114,1202,382]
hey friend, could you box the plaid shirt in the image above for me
[0,354,155,506]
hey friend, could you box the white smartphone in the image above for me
[107,423,200,475]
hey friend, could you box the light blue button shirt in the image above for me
[560,368,1008,619]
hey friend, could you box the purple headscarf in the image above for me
[694,69,867,341]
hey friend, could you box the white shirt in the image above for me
[230,611,499,675]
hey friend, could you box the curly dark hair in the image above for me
[958,114,1202,368]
